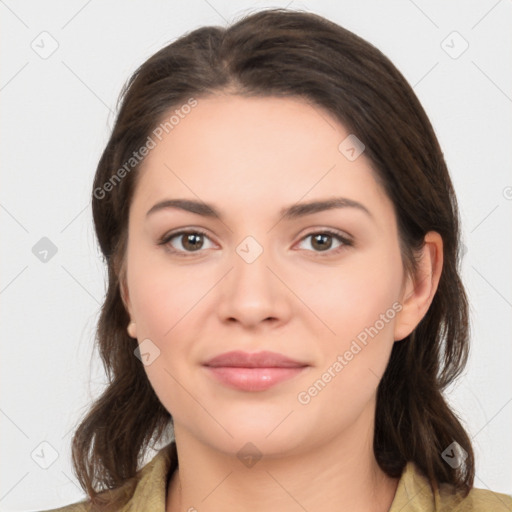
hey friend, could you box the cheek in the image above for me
[127,245,217,339]
[298,245,403,342]
[299,247,402,405]
[296,302,399,430]
[126,251,209,416]
[125,248,226,406]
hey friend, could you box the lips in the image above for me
[203,350,309,391]
[203,350,308,369]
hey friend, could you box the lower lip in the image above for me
[204,366,308,391]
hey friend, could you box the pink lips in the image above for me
[203,350,309,391]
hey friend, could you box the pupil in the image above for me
[313,234,331,251]
[184,233,202,251]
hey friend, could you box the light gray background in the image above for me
[1,1,511,510]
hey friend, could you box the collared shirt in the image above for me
[42,442,512,511]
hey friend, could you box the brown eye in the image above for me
[297,230,353,255]
[310,233,334,251]
[160,229,214,256]
[180,233,205,251]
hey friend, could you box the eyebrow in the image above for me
[146,197,373,221]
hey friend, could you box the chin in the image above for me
[204,433,305,462]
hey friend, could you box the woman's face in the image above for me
[122,95,414,457]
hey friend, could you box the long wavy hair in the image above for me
[71,8,474,509]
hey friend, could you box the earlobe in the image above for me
[393,232,444,342]
[127,321,137,338]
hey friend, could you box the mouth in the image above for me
[203,350,309,391]
[203,366,308,391]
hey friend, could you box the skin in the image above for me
[120,94,443,512]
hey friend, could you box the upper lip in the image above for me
[203,350,308,368]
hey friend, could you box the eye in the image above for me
[158,228,353,257]
[296,230,353,255]
[159,229,215,256]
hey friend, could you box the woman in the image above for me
[44,8,512,512]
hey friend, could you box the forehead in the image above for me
[131,94,391,222]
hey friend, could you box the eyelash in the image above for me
[158,228,353,258]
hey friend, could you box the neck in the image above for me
[166,404,399,512]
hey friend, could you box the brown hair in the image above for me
[72,8,474,509]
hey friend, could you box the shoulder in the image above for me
[37,488,130,512]
[390,461,512,512]
[38,499,92,512]
[38,442,178,512]
[437,481,512,511]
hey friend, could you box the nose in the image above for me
[216,240,292,329]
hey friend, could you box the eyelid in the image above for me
[296,227,353,243]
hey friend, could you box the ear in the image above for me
[119,272,138,338]
[393,231,444,342]
[118,262,133,318]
